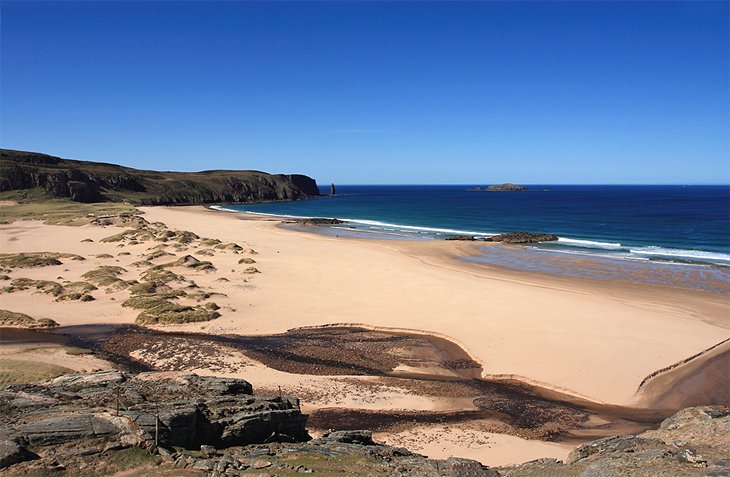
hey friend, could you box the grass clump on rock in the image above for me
[0,309,58,328]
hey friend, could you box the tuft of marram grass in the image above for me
[0,309,58,328]
[0,252,85,269]
[3,278,65,296]
[135,303,221,325]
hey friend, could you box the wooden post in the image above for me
[155,403,159,447]
[116,387,120,416]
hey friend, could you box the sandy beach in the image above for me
[1,205,728,466]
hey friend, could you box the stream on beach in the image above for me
[5,324,721,447]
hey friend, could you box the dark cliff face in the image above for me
[0,149,319,205]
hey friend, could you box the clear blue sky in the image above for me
[2,1,728,184]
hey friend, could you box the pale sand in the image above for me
[1,208,728,406]
[138,206,729,405]
[1,206,729,466]
[375,426,574,467]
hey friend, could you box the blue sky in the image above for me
[1,1,728,184]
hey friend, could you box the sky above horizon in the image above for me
[1,1,728,185]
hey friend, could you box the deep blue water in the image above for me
[218,185,730,266]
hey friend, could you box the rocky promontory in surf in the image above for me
[0,149,319,205]
[446,232,558,243]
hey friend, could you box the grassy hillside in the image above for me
[0,149,319,205]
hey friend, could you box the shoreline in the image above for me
[153,206,729,401]
[213,201,730,269]
[1,204,728,466]
[221,205,730,296]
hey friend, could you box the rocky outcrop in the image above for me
[445,232,558,243]
[287,218,345,226]
[486,232,558,244]
[0,371,309,468]
[0,149,319,205]
[487,183,528,191]
[498,406,729,477]
[167,429,499,476]
[468,183,529,192]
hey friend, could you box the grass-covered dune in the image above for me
[0,149,319,205]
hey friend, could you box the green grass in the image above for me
[3,278,65,297]
[0,309,58,328]
[1,446,163,477]
[99,228,141,243]
[55,292,95,302]
[0,252,85,268]
[0,188,139,226]
[65,281,98,292]
[140,267,185,284]
[0,359,72,388]
[64,346,94,355]
[122,296,176,310]
[135,303,221,325]
[273,453,388,476]
[81,266,127,285]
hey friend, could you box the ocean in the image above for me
[215,185,730,291]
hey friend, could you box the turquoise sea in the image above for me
[214,185,730,292]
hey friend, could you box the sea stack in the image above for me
[330,182,336,195]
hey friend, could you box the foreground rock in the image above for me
[486,232,558,244]
[0,370,308,469]
[498,406,729,477]
[168,429,499,477]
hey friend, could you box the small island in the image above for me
[467,183,529,192]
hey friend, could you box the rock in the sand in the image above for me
[486,232,558,244]
[315,430,375,445]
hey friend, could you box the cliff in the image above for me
[0,149,319,205]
